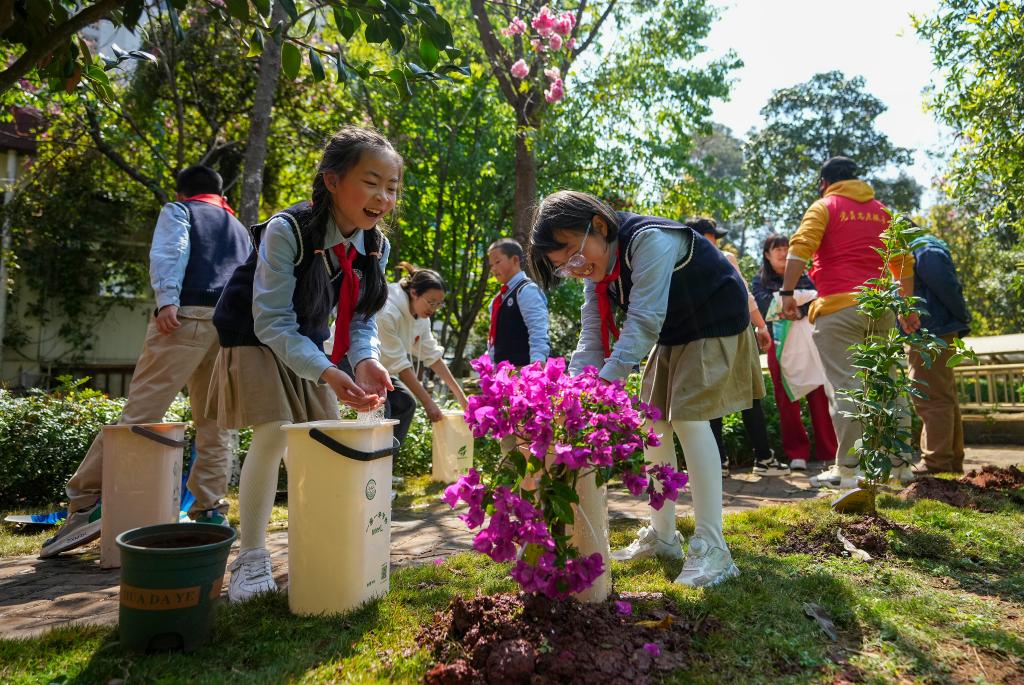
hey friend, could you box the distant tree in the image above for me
[915,0,1024,242]
[742,71,919,230]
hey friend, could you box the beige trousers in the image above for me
[65,307,233,514]
[908,333,965,472]
[812,306,912,469]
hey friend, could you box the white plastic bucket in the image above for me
[431,410,474,483]
[282,419,398,616]
[569,470,611,603]
[100,423,186,569]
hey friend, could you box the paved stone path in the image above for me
[1,446,1020,640]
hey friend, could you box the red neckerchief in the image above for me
[487,284,509,347]
[595,249,621,357]
[182,194,236,216]
[329,244,359,363]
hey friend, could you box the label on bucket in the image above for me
[365,478,377,501]
[121,584,201,610]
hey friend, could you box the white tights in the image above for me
[238,421,288,550]
[644,419,728,551]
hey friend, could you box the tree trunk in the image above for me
[512,131,537,249]
[238,1,287,227]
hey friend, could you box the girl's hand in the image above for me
[321,366,381,412]
[425,399,444,423]
[354,359,395,399]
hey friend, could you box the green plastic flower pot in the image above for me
[116,522,236,652]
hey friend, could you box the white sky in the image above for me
[702,0,948,201]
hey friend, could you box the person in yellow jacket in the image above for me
[779,156,920,489]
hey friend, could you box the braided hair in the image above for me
[295,126,401,326]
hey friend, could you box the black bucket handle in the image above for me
[309,428,398,462]
[131,425,187,449]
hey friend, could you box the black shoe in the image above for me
[752,451,783,473]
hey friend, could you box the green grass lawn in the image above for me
[2,493,1022,684]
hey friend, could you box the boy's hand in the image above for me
[354,359,395,400]
[155,305,181,335]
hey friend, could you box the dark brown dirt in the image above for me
[898,477,978,509]
[899,468,1024,510]
[778,515,902,558]
[418,592,707,685]
[960,464,1024,491]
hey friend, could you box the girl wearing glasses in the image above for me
[376,262,469,447]
[528,190,763,588]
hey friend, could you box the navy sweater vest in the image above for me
[214,202,385,351]
[609,213,750,345]
[493,278,534,367]
[174,200,250,307]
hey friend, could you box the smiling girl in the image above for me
[529,190,764,587]
[209,127,400,601]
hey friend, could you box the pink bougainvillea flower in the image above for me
[643,643,661,658]
[615,600,632,615]
[548,34,563,51]
[510,59,529,79]
[531,5,556,37]
[544,78,564,103]
[544,66,560,81]
[501,16,527,37]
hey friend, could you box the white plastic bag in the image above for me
[432,410,474,483]
[767,290,828,401]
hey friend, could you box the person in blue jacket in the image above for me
[908,234,970,474]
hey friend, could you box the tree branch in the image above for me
[469,0,520,108]
[85,105,169,205]
[0,0,123,95]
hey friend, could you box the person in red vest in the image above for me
[779,156,920,489]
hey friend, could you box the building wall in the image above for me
[1,290,151,395]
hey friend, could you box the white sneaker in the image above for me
[228,547,277,602]
[39,503,101,558]
[674,536,740,588]
[837,466,865,489]
[611,525,684,561]
[809,463,842,488]
[889,464,916,486]
[789,458,808,471]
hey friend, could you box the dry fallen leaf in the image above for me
[635,615,674,630]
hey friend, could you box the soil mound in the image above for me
[418,592,706,685]
[959,465,1024,491]
[899,477,977,509]
[778,515,901,558]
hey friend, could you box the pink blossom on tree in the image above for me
[544,66,560,81]
[567,37,577,51]
[554,11,576,36]
[531,5,557,37]
[548,34,563,51]
[530,38,546,52]
[510,59,529,79]
[545,78,564,103]
[501,16,527,37]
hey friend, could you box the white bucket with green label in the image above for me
[431,410,474,483]
[281,419,397,616]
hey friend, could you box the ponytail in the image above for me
[397,261,446,296]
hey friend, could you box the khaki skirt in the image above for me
[207,346,339,429]
[640,329,765,422]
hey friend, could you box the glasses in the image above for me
[424,298,444,312]
[554,221,591,278]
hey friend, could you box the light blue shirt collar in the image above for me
[326,214,367,255]
[506,270,527,288]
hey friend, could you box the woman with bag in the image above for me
[751,234,837,471]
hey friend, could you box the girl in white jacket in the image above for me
[378,262,468,445]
